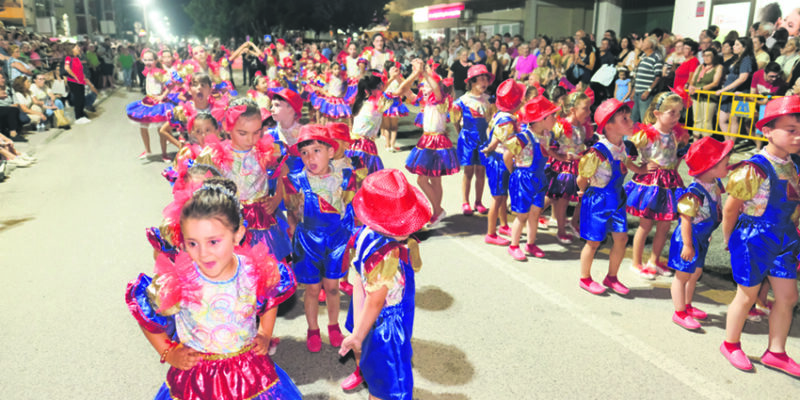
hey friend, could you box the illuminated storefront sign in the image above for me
[413,2,465,23]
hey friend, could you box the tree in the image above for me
[184,0,391,38]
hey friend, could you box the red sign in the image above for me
[428,3,464,21]
[696,1,705,17]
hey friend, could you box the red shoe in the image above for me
[339,280,353,296]
[484,234,510,246]
[579,279,606,295]
[602,276,630,295]
[268,337,280,356]
[462,203,474,216]
[328,324,344,347]
[508,246,526,261]
[307,329,322,352]
[341,366,364,390]
[672,312,701,330]
[556,234,573,245]
[747,307,766,322]
[720,342,753,371]
[525,243,545,258]
[474,203,488,214]
[497,225,512,237]
[648,261,674,277]
[761,350,800,377]
[631,263,656,280]
[537,217,548,229]
[685,304,708,320]
[137,151,148,159]
[319,290,327,303]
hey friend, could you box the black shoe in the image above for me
[10,134,28,142]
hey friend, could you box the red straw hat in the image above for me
[518,96,560,123]
[756,96,800,130]
[270,88,303,117]
[326,122,353,143]
[495,79,526,112]
[276,38,287,46]
[464,64,494,84]
[291,124,339,155]
[594,98,633,133]
[353,169,433,236]
[685,137,734,176]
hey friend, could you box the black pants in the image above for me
[68,81,86,119]
[0,106,20,134]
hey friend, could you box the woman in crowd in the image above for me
[688,48,723,136]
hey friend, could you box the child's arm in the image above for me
[678,213,695,261]
[338,285,389,357]
[722,196,744,250]
[623,81,632,101]
[263,177,284,215]
[253,307,278,355]
[481,136,500,154]
[502,150,515,173]
[138,326,201,370]
[624,157,648,175]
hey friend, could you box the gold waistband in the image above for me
[200,342,255,361]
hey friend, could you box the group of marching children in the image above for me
[125,37,435,400]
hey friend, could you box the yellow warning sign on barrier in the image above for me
[732,98,756,119]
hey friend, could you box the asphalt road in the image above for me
[1,88,799,399]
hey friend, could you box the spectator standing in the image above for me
[468,40,486,64]
[117,45,134,91]
[498,43,512,81]
[64,43,90,124]
[688,48,723,134]
[631,36,663,123]
[448,49,472,98]
[774,37,799,82]
[752,35,771,70]
[716,37,755,136]
[85,44,100,89]
[674,39,700,90]
[511,44,537,81]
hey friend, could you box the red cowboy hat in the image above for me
[594,98,633,133]
[269,88,303,117]
[352,169,432,236]
[326,122,353,143]
[276,38,287,46]
[756,96,800,130]
[464,64,494,84]
[518,96,560,124]
[290,124,339,156]
[685,137,734,176]
[495,79,526,112]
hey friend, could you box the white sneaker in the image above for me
[74,117,91,125]
[9,157,32,168]
[20,153,36,162]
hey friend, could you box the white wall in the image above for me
[595,0,622,40]
[672,0,712,38]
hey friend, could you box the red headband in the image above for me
[223,105,248,132]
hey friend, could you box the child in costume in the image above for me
[162,112,221,186]
[577,99,644,295]
[720,96,800,376]
[505,96,560,261]
[283,125,361,353]
[347,73,387,175]
[481,79,527,246]
[318,62,351,123]
[453,64,492,216]
[339,168,431,399]
[343,42,362,104]
[267,88,305,174]
[159,72,216,152]
[126,48,175,161]
[382,61,409,152]
[404,60,460,227]
[126,178,302,399]
[626,92,689,279]
[668,137,731,329]
[246,71,274,120]
[547,91,593,245]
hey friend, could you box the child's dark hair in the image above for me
[545,85,568,102]
[763,114,800,129]
[383,60,397,74]
[180,177,241,232]
[602,105,632,134]
[192,72,212,87]
[185,163,221,181]
[194,112,218,129]
[352,71,384,115]
[617,66,630,80]
[228,97,261,121]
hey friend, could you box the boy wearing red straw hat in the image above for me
[268,88,305,174]
[577,99,645,295]
[283,125,360,353]
[480,78,527,246]
[668,137,731,330]
[720,96,800,376]
[338,169,431,399]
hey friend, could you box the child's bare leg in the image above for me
[570,201,582,231]
[608,232,628,277]
[671,271,691,311]
[526,206,542,245]
[632,217,654,266]
[430,176,443,212]
[685,268,703,305]
[580,240,601,278]
[510,211,529,247]
[416,175,441,215]
[766,276,799,353]
[322,278,340,326]
[487,196,501,235]
[498,198,508,227]
[388,117,398,148]
[725,284,761,343]
[554,198,568,236]
[158,122,181,148]
[462,165,474,204]
[139,126,152,153]
[304,283,322,330]
[159,135,168,157]
[474,166,486,204]
[648,220,673,265]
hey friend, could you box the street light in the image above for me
[138,0,151,42]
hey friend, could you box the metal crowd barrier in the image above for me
[683,89,777,142]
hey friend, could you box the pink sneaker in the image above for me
[462,203,474,216]
[484,234,510,246]
[525,243,545,258]
[720,342,753,371]
[328,324,344,347]
[319,290,327,303]
[497,225,512,237]
[672,312,701,330]
[474,203,488,214]
[537,217,548,229]
[508,246,526,261]
[557,234,573,245]
[648,261,674,277]
[602,276,630,295]
[761,350,800,378]
[579,279,606,295]
[307,329,322,352]
[341,366,364,390]
[747,307,766,322]
[685,304,708,320]
[268,337,280,356]
[339,280,353,296]
[137,151,148,159]
[631,264,656,280]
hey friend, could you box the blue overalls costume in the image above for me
[509,126,548,213]
[668,181,723,273]
[267,126,305,174]
[344,226,418,400]
[728,154,800,287]
[284,168,357,284]
[482,112,516,197]
[580,142,628,242]
[453,95,489,166]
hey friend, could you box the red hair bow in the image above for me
[223,105,248,133]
